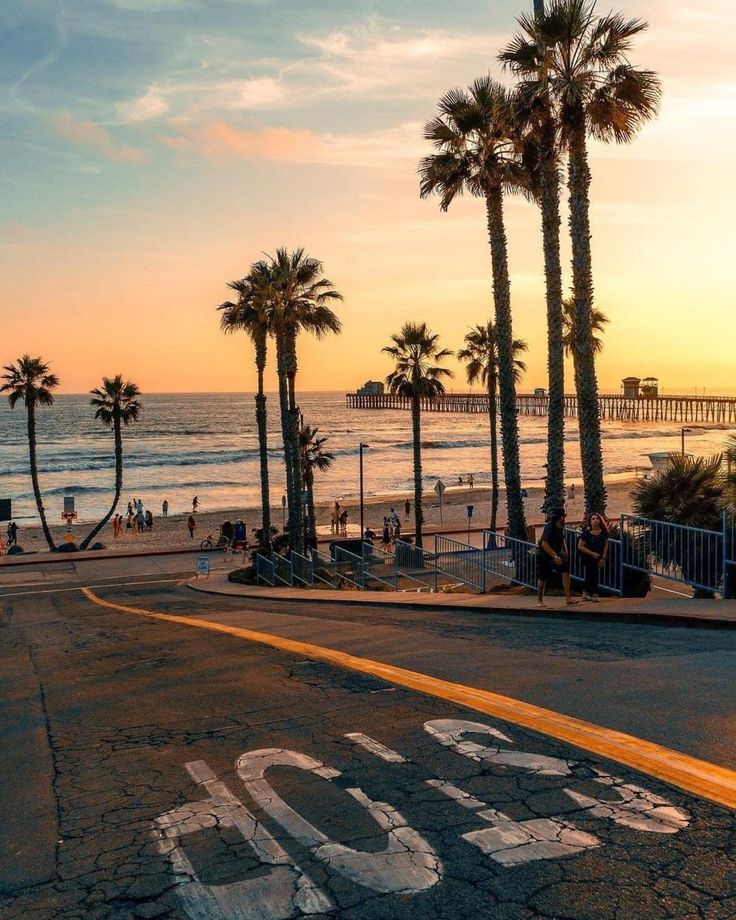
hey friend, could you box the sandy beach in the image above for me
[3,477,639,556]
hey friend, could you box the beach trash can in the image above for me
[221,520,234,543]
[234,519,246,547]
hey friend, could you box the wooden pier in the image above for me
[346,392,736,424]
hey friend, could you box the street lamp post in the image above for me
[359,443,369,539]
[681,427,692,456]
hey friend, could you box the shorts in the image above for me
[537,552,569,581]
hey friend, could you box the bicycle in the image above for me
[200,533,231,551]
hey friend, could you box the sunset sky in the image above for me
[1,0,734,395]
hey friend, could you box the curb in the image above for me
[187,579,736,631]
[0,546,217,568]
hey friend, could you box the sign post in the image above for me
[466,504,474,544]
[195,556,210,579]
[433,479,446,525]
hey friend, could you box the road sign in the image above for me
[0,499,10,521]
[195,557,210,578]
[64,495,75,514]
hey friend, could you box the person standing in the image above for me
[404,499,411,521]
[162,499,168,517]
[187,515,196,539]
[339,509,348,536]
[136,509,145,533]
[136,498,143,515]
[468,473,474,490]
[7,521,18,546]
[578,513,609,602]
[192,496,199,513]
[536,508,577,608]
[381,516,391,551]
[145,510,153,531]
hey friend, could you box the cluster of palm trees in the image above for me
[1,356,141,550]
[218,249,342,554]
[401,0,659,540]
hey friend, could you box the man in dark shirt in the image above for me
[537,507,577,607]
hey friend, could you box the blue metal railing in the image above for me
[255,553,275,587]
[311,549,337,587]
[434,534,485,591]
[291,551,314,587]
[394,540,437,591]
[272,553,292,587]
[565,528,622,595]
[621,514,723,595]
[482,530,537,589]
[333,545,365,588]
[362,543,399,589]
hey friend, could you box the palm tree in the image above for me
[383,323,453,548]
[219,278,273,550]
[458,323,527,535]
[251,249,342,553]
[419,76,529,540]
[299,422,335,549]
[1,356,59,549]
[562,297,609,370]
[501,32,565,515]
[79,376,141,550]
[501,0,661,515]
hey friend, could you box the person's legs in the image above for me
[537,578,546,606]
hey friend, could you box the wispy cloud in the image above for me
[51,113,146,163]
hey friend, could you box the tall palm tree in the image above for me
[1,356,59,549]
[80,376,141,550]
[252,249,342,553]
[562,297,609,369]
[420,76,529,539]
[501,0,661,514]
[219,278,273,550]
[383,323,453,548]
[299,422,335,549]
[458,323,527,535]
[502,37,566,515]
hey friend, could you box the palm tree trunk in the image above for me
[485,187,527,541]
[567,109,606,515]
[254,331,272,551]
[411,394,424,548]
[488,374,499,533]
[283,328,305,553]
[80,422,123,550]
[275,329,296,545]
[539,121,565,514]
[26,406,56,550]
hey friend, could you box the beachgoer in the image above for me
[136,510,145,533]
[568,483,576,500]
[468,473,474,490]
[192,496,199,513]
[162,500,168,517]
[330,509,338,534]
[390,507,400,542]
[364,527,376,543]
[145,510,153,531]
[578,513,609,602]
[458,476,463,486]
[536,508,577,608]
[136,498,143,515]
[7,522,18,546]
[339,509,348,536]
[127,502,133,517]
[404,499,411,520]
[126,512,133,531]
[187,515,196,539]
[381,517,391,550]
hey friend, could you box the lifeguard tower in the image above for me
[621,377,641,399]
[640,376,659,397]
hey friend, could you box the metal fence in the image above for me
[482,530,537,589]
[362,543,399,589]
[255,553,274,587]
[434,535,485,591]
[333,545,365,589]
[312,549,336,588]
[291,551,314,587]
[394,540,437,591]
[621,514,723,595]
[272,554,292,587]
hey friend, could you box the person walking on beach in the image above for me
[468,473,474,490]
[578,513,609,602]
[162,500,168,517]
[537,508,577,608]
[192,496,199,513]
[381,517,391,551]
[7,521,18,546]
[404,499,411,521]
[187,515,196,539]
[145,510,153,531]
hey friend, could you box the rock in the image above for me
[55,542,79,553]
[7,545,24,555]
[90,542,106,551]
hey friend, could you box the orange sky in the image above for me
[2,0,735,395]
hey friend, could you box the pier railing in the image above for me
[346,391,736,423]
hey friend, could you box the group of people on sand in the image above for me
[330,501,349,535]
[457,474,474,489]
[537,508,610,607]
[113,498,154,537]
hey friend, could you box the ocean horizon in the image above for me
[1,391,734,524]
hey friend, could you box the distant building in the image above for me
[641,376,659,397]
[357,380,384,396]
[534,387,547,398]
[621,376,660,399]
[621,377,641,399]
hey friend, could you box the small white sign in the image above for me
[196,557,210,577]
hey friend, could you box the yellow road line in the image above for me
[82,587,736,810]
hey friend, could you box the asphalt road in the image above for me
[1,578,735,919]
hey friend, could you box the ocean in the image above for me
[0,391,732,524]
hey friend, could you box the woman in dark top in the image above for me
[577,513,609,602]
[537,507,577,607]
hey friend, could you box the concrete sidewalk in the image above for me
[189,571,736,628]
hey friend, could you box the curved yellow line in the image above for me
[81,587,736,810]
